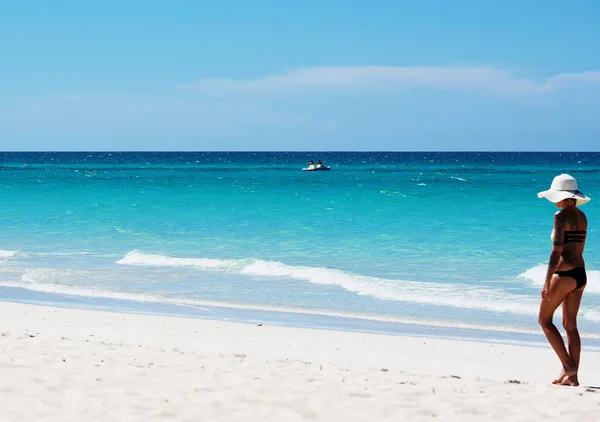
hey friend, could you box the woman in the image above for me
[537,174,591,386]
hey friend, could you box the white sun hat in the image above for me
[537,174,591,206]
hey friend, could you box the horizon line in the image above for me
[0,150,599,154]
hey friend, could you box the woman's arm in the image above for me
[542,211,565,300]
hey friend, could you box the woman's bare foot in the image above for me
[552,368,567,384]
[559,375,579,387]
[552,365,577,384]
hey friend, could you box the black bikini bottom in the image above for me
[554,267,587,291]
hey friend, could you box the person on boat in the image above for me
[537,174,591,387]
[308,160,316,169]
[316,160,324,168]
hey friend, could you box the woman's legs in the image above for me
[559,288,584,386]
[538,275,577,383]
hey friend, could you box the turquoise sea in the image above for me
[1,152,599,344]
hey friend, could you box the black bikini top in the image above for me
[551,230,587,244]
[564,230,586,243]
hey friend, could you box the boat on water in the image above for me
[302,165,331,171]
[302,160,331,171]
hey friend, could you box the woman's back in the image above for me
[555,205,587,269]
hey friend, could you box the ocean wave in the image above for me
[1,280,171,304]
[116,250,249,269]
[7,249,599,321]
[584,309,600,322]
[1,250,96,259]
[118,251,540,315]
[518,264,600,293]
[28,251,95,257]
[6,252,600,327]
[20,268,87,284]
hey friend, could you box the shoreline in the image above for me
[0,287,567,347]
[3,285,600,350]
[0,286,600,351]
[2,301,600,421]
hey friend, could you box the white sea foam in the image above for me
[6,251,600,329]
[8,249,600,324]
[2,250,94,259]
[116,250,247,269]
[118,251,539,315]
[21,269,65,284]
[517,264,546,284]
[19,268,98,286]
[1,280,168,304]
[518,264,600,293]
[31,251,94,257]
[579,308,600,322]
[583,309,600,322]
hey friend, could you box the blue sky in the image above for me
[1,0,599,151]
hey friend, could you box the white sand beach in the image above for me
[1,301,600,421]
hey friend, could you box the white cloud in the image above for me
[2,66,600,150]
[178,66,553,98]
[547,71,600,87]
[178,66,600,99]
